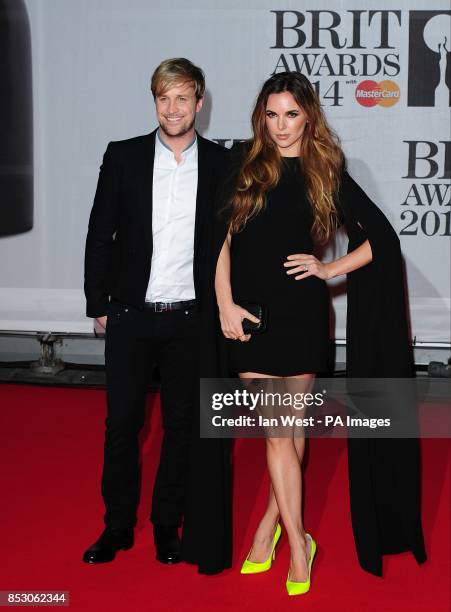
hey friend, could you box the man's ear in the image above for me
[196,96,204,113]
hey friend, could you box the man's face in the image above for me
[155,81,203,139]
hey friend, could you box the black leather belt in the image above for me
[143,299,197,312]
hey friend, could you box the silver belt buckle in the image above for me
[155,302,168,312]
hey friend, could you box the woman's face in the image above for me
[265,91,309,156]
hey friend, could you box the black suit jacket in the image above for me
[84,129,229,317]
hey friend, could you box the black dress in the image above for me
[228,156,329,375]
[181,146,426,577]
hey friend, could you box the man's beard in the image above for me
[159,116,195,139]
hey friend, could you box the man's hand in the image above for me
[96,315,108,329]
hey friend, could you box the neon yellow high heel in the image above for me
[240,523,282,574]
[286,533,316,596]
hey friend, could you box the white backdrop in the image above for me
[0,0,449,345]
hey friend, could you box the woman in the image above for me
[213,71,426,593]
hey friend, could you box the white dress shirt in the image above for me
[146,131,198,302]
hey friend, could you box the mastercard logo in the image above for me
[355,80,400,107]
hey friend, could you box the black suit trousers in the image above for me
[101,299,199,529]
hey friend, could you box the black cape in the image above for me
[181,150,426,576]
[337,169,426,575]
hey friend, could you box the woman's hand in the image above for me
[284,254,331,280]
[218,302,260,342]
[96,315,108,329]
[284,241,373,280]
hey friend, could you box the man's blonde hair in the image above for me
[151,58,205,100]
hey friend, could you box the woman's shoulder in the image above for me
[336,158,359,202]
[229,139,251,163]
[216,142,250,201]
[229,139,251,153]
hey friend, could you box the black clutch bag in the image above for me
[239,302,268,334]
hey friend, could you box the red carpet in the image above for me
[0,384,449,611]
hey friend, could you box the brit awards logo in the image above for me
[408,10,451,107]
[269,10,402,107]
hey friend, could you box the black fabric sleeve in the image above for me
[338,169,401,263]
[84,142,122,318]
[337,168,425,576]
[337,168,413,377]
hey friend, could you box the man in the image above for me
[83,58,228,565]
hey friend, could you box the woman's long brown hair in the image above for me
[229,72,344,243]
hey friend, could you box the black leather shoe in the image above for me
[153,524,181,564]
[83,527,134,564]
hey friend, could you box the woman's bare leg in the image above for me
[282,375,315,582]
[247,427,305,562]
[240,372,314,580]
[240,372,280,563]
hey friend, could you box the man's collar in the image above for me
[156,129,197,156]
